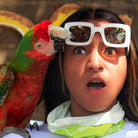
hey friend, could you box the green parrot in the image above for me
[0,20,71,137]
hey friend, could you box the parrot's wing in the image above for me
[0,64,14,105]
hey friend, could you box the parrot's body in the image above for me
[0,20,71,137]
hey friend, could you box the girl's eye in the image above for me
[104,47,117,55]
[73,47,86,54]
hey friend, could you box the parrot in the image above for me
[0,20,72,137]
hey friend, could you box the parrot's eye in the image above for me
[34,39,46,51]
[36,43,43,48]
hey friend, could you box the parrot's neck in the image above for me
[15,61,49,82]
[8,52,34,72]
[11,61,49,97]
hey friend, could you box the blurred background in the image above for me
[0,0,137,122]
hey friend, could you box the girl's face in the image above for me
[63,20,127,116]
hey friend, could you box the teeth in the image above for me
[91,81,102,83]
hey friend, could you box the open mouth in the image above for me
[87,80,105,90]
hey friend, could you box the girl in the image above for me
[46,8,138,138]
[4,8,138,138]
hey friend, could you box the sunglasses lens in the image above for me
[69,26,91,42]
[104,27,126,44]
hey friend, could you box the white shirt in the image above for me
[2,120,138,138]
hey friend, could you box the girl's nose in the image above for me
[86,49,104,73]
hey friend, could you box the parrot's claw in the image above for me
[0,127,31,138]
[29,122,39,131]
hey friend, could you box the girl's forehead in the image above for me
[81,20,110,27]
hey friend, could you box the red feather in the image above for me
[32,20,52,45]
[5,61,49,127]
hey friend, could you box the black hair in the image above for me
[60,8,124,27]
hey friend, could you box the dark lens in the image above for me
[104,27,126,44]
[69,26,91,42]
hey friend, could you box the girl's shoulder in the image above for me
[101,119,138,138]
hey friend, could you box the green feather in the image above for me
[7,28,35,72]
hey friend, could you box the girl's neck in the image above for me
[71,99,117,117]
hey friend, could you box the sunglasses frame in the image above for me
[64,22,131,52]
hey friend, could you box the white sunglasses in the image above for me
[64,22,131,52]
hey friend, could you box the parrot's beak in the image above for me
[49,25,73,51]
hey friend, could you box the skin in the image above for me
[63,20,127,117]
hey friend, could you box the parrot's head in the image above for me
[18,20,71,63]
[10,20,72,72]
